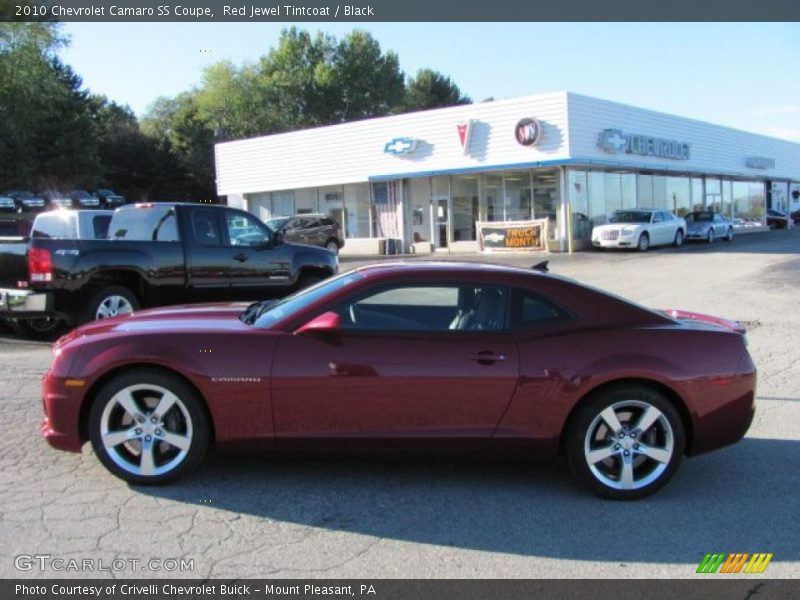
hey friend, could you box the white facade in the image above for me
[215,92,800,253]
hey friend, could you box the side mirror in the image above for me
[295,311,341,336]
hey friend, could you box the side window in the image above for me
[192,210,221,247]
[225,211,269,247]
[92,215,112,239]
[510,288,571,330]
[338,285,507,332]
[154,211,179,241]
[653,212,663,223]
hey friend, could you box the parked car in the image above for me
[95,189,126,209]
[790,208,800,224]
[266,214,345,254]
[3,190,46,213]
[0,193,16,213]
[0,203,337,334]
[40,262,756,499]
[39,190,73,210]
[766,209,790,230]
[684,211,734,243]
[68,189,101,209]
[591,209,686,251]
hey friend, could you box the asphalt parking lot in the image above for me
[1,230,798,579]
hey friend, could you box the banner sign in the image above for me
[477,219,548,252]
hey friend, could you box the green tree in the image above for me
[402,68,471,112]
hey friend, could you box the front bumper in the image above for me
[42,372,84,453]
[0,288,52,316]
[592,236,636,248]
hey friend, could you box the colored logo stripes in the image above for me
[697,553,773,574]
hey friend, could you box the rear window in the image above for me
[32,215,78,239]
[509,288,572,330]
[109,207,180,242]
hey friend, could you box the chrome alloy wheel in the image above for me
[95,295,134,319]
[99,384,193,477]
[583,400,675,491]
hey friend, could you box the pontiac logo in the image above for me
[457,120,474,155]
[598,128,690,160]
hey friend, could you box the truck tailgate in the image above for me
[0,239,29,288]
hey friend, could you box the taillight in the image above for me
[28,247,53,282]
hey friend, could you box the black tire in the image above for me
[673,229,684,247]
[565,385,685,500]
[725,227,734,242]
[82,286,139,324]
[19,317,65,341]
[88,369,211,485]
[637,233,650,252]
[707,229,715,244]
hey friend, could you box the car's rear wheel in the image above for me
[83,286,139,323]
[566,385,685,500]
[707,229,715,244]
[637,233,650,252]
[19,317,64,340]
[88,369,210,484]
[673,229,684,247]
[725,227,734,242]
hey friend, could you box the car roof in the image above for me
[354,260,551,280]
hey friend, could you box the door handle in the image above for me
[233,253,248,262]
[469,351,506,365]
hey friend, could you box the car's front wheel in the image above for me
[637,233,650,252]
[707,229,715,244]
[725,227,734,242]
[673,229,684,247]
[566,385,685,500]
[88,369,210,484]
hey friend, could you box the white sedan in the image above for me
[591,209,686,252]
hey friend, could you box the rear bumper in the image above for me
[0,288,52,316]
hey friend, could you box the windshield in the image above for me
[265,218,288,232]
[251,271,365,328]
[610,210,651,224]
[687,212,713,222]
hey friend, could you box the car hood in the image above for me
[54,302,254,348]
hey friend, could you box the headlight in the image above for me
[620,227,635,236]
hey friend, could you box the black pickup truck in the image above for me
[0,203,338,335]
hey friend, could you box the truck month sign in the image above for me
[478,219,548,251]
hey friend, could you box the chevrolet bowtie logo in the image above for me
[599,129,627,152]
[384,137,418,156]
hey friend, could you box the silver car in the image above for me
[685,211,734,243]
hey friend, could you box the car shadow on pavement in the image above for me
[140,437,798,564]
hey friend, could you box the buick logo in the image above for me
[515,118,542,147]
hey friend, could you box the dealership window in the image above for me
[344,183,371,238]
[691,178,704,211]
[451,175,479,241]
[637,175,654,209]
[603,172,622,218]
[504,171,532,221]
[749,181,765,223]
[485,174,503,222]
[587,172,607,226]
[567,169,590,239]
[319,186,345,234]
[621,173,636,209]
[272,191,294,217]
[294,188,317,215]
[533,170,559,240]
[666,176,691,217]
[705,178,722,212]
[721,180,733,220]
[652,176,668,210]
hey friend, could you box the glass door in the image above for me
[434,197,450,248]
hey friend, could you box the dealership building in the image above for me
[215,91,800,253]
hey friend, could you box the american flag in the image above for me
[373,182,400,239]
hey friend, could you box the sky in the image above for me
[60,22,800,142]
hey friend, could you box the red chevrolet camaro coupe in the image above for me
[42,262,756,499]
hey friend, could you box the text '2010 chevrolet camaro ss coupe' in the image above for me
[42,262,756,499]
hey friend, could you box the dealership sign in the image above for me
[745,156,775,169]
[478,219,549,252]
[384,137,418,157]
[457,120,474,155]
[515,118,542,147]
[598,128,690,160]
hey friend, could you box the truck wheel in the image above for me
[19,317,65,340]
[297,272,324,290]
[84,286,140,323]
